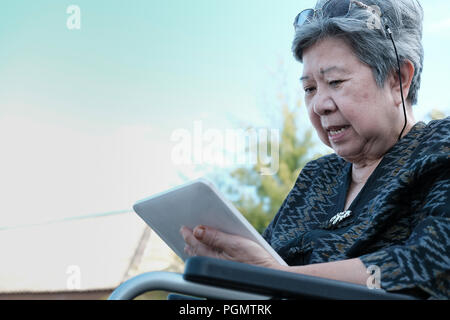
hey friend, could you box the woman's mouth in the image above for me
[327,125,350,142]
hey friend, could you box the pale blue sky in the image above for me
[1,0,306,130]
[0,0,449,226]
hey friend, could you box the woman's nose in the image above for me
[312,91,337,116]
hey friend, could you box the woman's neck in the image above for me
[351,158,383,185]
[351,114,417,185]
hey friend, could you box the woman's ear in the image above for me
[389,59,415,107]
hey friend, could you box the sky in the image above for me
[1,0,450,228]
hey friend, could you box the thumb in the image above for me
[193,225,229,250]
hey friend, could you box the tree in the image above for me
[430,108,447,120]
[215,102,323,234]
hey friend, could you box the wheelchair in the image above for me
[109,256,416,300]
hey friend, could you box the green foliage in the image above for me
[220,103,320,234]
[430,108,446,120]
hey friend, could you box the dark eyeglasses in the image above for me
[293,0,354,30]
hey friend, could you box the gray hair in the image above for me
[292,0,424,105]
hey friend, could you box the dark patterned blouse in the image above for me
[262,117,450,299]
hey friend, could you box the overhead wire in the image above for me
[0,209,132,231]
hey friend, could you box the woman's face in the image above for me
[301,37,400,163]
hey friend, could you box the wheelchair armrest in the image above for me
[108,271,270,300]
[183,257,416,300]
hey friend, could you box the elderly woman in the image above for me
[181,0,449,299]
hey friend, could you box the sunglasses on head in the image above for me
[293,0,378,30]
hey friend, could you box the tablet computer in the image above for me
[133,179,287,266]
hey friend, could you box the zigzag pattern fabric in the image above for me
[263,117,450,299]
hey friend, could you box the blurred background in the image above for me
[0,0,448,299]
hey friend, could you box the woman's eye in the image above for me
[329,80,344,87]
[304,86,316,94]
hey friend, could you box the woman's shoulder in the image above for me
[399,117,450,179]
[426,115,450,128]
[410,116,449,162]
[418,116,449,143]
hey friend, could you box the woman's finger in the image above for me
[180,226,225,259]
[192,225,239,252]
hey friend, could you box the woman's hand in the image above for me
[180,225,281,269]
[180,225,370,286]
